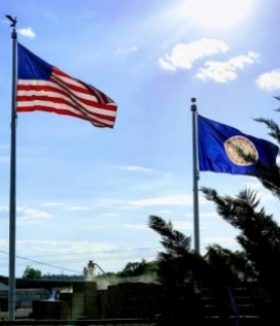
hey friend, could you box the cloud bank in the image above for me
[196,52,259,83]
[256,69,280,90]
[159,38,229,71]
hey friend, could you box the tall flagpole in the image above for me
[191,98,200,253]
[7,14,17,321]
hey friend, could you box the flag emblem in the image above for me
[224,136,259,166]
[198,114,279,176]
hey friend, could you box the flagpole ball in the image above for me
[191,98,197,112]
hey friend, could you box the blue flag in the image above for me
[198,114,279,176]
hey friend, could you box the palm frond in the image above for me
[254,117,280,143]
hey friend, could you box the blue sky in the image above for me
[1,0,280,277]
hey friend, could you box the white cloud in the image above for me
[120,165,153,173]
[159,38,229,71]
[158,58,176,71]
[0,205,52,224]
[18,27,35,38]
[17,206,53,224]
[116,46,137,54]
[196,52,259,83]
[256,69,280,91]
[17,206,52,218]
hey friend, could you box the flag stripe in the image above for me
[17,99,116,123]
[17,98,116,122]
[17,44,117,128]
[17,83,117,127]
[17,101,115,127]
[18,80,103,104]
[17,87,117,115]
[52,68,113,104]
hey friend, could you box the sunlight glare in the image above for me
[178,0,253,29]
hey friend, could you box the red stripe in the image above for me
[17,95,116,120]
[17,95,117,128]
[50,75,101,99]
[52,68,114,104]
[17,84,117,111]
[17,106,114,128]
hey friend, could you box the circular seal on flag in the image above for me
[224,136,259,166]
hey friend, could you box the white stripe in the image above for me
[52,72,112,104]
[53,73,106,104]
[18,79,100,103]
[52,72,90,90]
[17,89,116,117]
[18,91,116,117]
[17,100,115,126]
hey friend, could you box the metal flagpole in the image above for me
[6,14,18,321]
[191,98,200,254]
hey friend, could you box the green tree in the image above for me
[148,215,193,283]
[251,96,280,196]
[118,259,157,277]
[204,245,255,284]
[147,216,256,319]
[201,186,280,319]
[148,215,202,318]
[118,260,146,277]
[22,265,42,279]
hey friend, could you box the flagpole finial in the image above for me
[5,15,17,28]
[191,98,197,112]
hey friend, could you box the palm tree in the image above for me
[253,96,280,197]
[201,187,280,320]
[148,215,202,319]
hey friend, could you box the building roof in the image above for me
[0,282,9,291]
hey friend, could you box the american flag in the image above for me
[17,43,117,128]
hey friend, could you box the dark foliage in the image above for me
[117,259,157,278]
[148,215,202,318]
[201,186,280,319]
